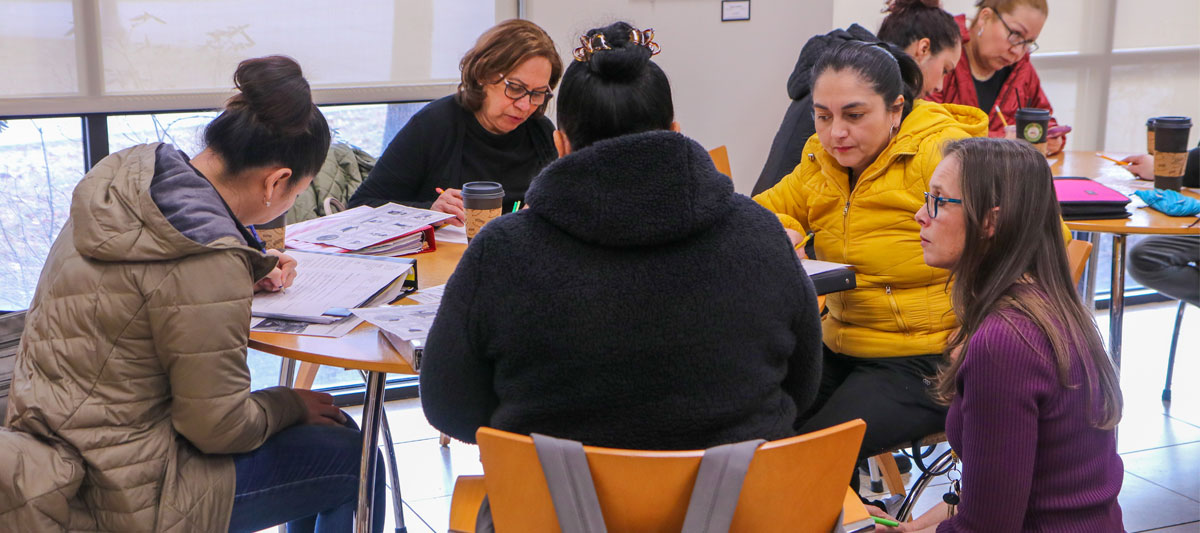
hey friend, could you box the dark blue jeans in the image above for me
[228,420,386,533]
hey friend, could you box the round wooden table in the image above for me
[249,242,465,533]
[1051,150,1199,369]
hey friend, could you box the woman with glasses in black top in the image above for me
[349,20,562,221]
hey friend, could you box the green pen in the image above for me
[512,200,522,213]
[873,516,901,527]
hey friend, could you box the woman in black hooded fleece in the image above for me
[419,21,824,451]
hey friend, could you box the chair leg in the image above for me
[1164,300,1186,402]
[294,362,320,390]
[875,453,907,498]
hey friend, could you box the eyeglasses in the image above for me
[502,78,553,106]
[995,13,1039,53]
[924,192,962,218]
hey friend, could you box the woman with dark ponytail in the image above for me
[754,41,987,483]
[754,0,962,194]
[1,56,382,532]
[420,22,824,452]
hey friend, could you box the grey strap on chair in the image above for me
[680,439,766,533]
[531,433,608,533]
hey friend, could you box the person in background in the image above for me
[872,137,1124,531]
[754,0,962,195]
[1120,146,1199,308]
[349,19,562,222]
[927,0,1067,155]
[754,41,987,485]
[0,56,383,533]
[420,22,823,451]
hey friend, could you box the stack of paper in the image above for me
[352,302,443,370]
[286,203,455,255]
[251,251,414,325]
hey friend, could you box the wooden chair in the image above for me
[450,420,869,532]
[870,237,1096,516]
[708,145,732,179]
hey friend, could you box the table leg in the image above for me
[357,371,387,533]
[1109,234,1127,370]
[379,407,407,532]
[278,357,297,387]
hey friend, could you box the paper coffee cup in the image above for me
[1152,116,1192,191]
[461,181,505,241]
[1146,118,1157,156]
[1016,108,1051,155]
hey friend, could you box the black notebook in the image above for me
[801,259,857,295]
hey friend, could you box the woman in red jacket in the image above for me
[928,0,1067,155]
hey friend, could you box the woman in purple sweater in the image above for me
[872,137,1125,531]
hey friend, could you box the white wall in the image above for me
[524,0,834,194]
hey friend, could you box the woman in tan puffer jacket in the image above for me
[0,56,380,533]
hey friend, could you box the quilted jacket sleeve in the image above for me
[148,250,306,455]
[753,165,812,236]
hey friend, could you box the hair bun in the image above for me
[229,55,314,136]
[585,23,653,82]
[885,0,941,13]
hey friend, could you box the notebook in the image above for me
[801,259,857,295]
[1054,177,1131,220]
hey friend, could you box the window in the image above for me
[0,117,83,311]
[0,0,512,117]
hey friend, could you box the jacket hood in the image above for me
[804,100,988,176]
[893,101,989,151]
[525,131,734,247]
[70,143,275,277]
[787,24,878,101]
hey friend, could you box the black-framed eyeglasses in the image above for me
[924,192,962,218]
[995,13,1039,53]
[502,78,553,106]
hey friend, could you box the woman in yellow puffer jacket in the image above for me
[755,40,987,470]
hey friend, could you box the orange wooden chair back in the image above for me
[1066,239,1093,285]
[708,145,732,179]
[475,419,865,533]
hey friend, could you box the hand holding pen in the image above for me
[431,187,466,227]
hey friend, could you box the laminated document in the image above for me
[286,203,454,254]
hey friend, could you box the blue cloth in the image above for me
[1134,189,1200,217]
[228,420,386,533]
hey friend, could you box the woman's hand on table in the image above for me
[784,228,808,260]
[255,250,298,293]
[1121,154,1154,181]
[1046,135,1066,156]
[431,188,466,227]
[293,389,347,426]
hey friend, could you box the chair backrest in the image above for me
[708,145,732,179]
[1066,239,1093,285]
[0,310,27,422]
[476,419,866,533]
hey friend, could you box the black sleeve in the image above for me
[348,112,437,209]
[783,249,824,421]
[1184,146,1199,189]
[752,96,815,196]
[418,234,497,444]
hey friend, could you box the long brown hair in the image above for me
[933,138,1122,429]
